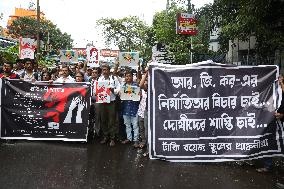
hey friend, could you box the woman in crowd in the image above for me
[41,71,52,81]
[75,71,85,82]
[50,68,59,81]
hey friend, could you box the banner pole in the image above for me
[190,36,193,64]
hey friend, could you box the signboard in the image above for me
[19,37,36,59]
[120,84,140,101]
[86,46,99,67]
[176,13,198,35]
[95,81,110,103]
[152,43,175,64]
[100,49,120,57]
[149,62,284,162]
[72,48,87,57]
[59,50,78,63]
[119,52,139,67]
[0,80,91,141]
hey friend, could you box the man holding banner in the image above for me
[257,75,284,173]
[55,65,75,83]
[0,62,19,79]
[20,58,38,82]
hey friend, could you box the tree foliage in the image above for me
[7,17,73,54]
[200,0,284,56]
[0,45,19,63]
[152,3,211,64]
[0,13,3,35]
[97,16,153,60]
[97,1,216,64]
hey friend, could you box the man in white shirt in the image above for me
[14,59,25,76]
[97,64,120,146]
[55,66,75,83]
[20,59,38,82]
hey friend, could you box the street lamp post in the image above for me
[187,0,193,64]
[36,0,40,61]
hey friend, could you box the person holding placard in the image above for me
[98,64,121,147]
[120,70,141,147]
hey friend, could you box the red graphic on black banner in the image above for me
[43,87,87,123]
[1,80,91,141]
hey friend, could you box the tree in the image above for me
[201,0,284,58]
[0,45,19,63]
[0,13,3,35]
[152,2,212,64]
[7,17,73,54]
[97,16,153,60]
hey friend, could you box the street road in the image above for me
[0,140,283,189]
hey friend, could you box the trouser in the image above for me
[144,110,148,146]
[94,103,101,135]
[116,100,126,140]
[100,101,116,140]
[139,116,146,144]
[263,158,273,169]
[123,115,139,141]
[88,103,96,138]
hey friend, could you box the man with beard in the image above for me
[55,65,75,83]
[0,62,19,79]
[20,58,38,82]
[14,59,25,76]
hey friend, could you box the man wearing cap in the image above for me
[0,62,19,79]
[98,64,121,146]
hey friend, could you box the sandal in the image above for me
[121,139,131,144]
[143,152,149,157]
[139,143,146,149]
[133,142,140,148]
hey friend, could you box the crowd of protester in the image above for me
[1,58,284,178]
[0,58,149,156]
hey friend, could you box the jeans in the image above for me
[123,115,139,141]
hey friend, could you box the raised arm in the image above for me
[139,67,148,89]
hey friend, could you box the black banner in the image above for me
[149,62,284,162]
[0,80,91,141]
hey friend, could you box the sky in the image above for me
[0,0,213,49]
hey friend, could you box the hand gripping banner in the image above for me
[0,80,91,141]
[148,62,284,162]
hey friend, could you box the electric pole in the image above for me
[166,0,170,10]
[36,0,40,61]
[187,0,191,13]
[187,0,194,64]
